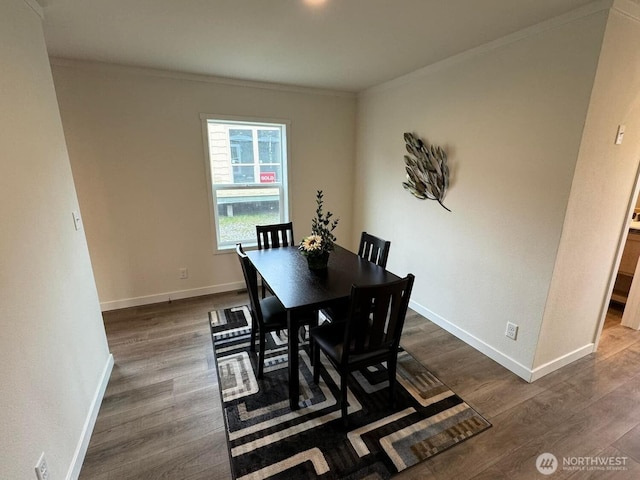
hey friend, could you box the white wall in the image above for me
[355,7,608,377]
[51,61,357,309]
[535,1,640,372]
[0,1,112,479]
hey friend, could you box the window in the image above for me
[201,116,289,251]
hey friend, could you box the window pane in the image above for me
[233,165,254,184]
[229,129,254,165]
[216,188,281,245]
[258,129,281,164]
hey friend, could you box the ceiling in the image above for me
[40,0,598,92]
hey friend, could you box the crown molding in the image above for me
[22,0,44,19]
[361,0,614,97]
[612,0,640,21]
[49,57,357,98]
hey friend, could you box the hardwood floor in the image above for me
[79,295,640,479]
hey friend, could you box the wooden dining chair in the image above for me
[256,222,295,249]
[322,231,392,323]
[256,222,295,298]
[311,273,415,427]
[236,243,317,378]
[358,231,391,268]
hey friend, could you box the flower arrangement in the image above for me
[299,190,339,266]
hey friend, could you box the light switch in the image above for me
[615,124,625,145]
[72,211,82,231]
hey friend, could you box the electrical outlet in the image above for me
[179,267,188,279]
[35,452,49,480]
[505,322,518,340]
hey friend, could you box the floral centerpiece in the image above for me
[299,190,339,270]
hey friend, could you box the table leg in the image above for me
[287,310,299,410]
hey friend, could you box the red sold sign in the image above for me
[260,172,276,183]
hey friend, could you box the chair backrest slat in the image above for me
[357,231,391,268]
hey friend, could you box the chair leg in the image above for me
[313,344,320,384]
[340,374,349,428]
[308,312,318,366]
[388,356,398,408]
[249,319,257,353]
[257,332,266,379]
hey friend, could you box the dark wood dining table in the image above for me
[245,244,401,410]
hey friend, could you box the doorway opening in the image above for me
[598,162,640,351]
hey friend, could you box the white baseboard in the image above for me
[409,300,596,383]
[99,282,246,311]
[409,300,534,381]
[529,343,595,382]
[66,353,114,480]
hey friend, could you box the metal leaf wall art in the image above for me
[402,132,451,212]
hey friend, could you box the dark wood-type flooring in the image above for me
[79,294,640,479]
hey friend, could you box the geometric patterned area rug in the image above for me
[209,305,491,480]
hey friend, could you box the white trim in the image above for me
[409,299,597,382]
[65,353,114,480]
[100,282,245,311]
[409,300,533,382]
[529,344,595,382]
[49,57,356,98]
[200,116,219,254]
[22,0,44,19]
[612,0,640,22]
[361,0,614,97]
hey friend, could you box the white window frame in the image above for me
[200,114,291,253]
[227,125,283,183]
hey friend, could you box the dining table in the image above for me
[245,244,401,410]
